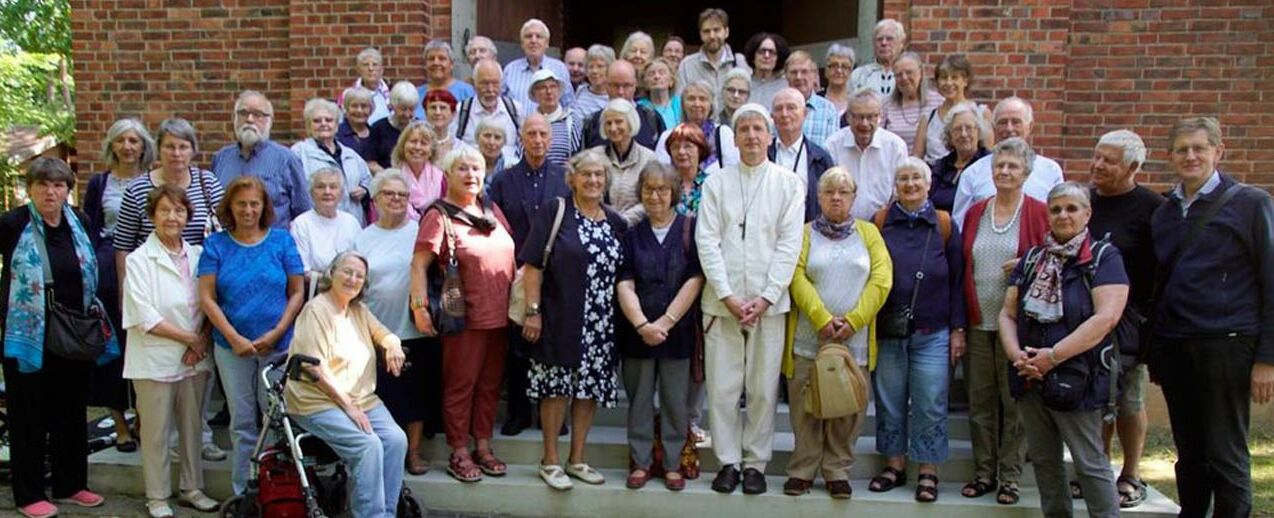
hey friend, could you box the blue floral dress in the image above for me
[527,209,623,406]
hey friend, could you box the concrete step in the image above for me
[87,449,1181,518]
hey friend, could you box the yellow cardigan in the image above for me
[783,220,894,377]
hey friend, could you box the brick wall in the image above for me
[71,0,440,177]
[889,0,1274,191]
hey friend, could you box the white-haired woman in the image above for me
[369,81,421,173]
[289,168,362,287]
[571,45,615,122]
[620,31,656,95]
[929,102,990,213]
[338,86,377,163]
[337,47,391,125]
[880,52,943,151]
[821,44,857,116]
[293,97,372,225]
[653,80,738,171]
[85,118,157,453]
[593,98,656,225]
[476,119,509,191]
[718,68,752,127]
[637,58,682,131]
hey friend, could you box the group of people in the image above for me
[1,8,1271,518]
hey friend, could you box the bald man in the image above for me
[579,59,666,149]
[951,96,1065,227]
[767,87,836,222]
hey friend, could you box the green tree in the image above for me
[0,0,72,207]
[0,0,71,55]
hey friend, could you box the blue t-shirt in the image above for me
[197,229,305,351]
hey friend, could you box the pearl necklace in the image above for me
[989,194,1024,234]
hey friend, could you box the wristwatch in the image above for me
[525,303,541,317]
[409,295,426,310]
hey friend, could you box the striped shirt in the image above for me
[545,110,582,169]
[502,56,575,110]
[881,89,943,152]
[112,168,224,253]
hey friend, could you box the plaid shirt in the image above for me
[802,93,840,149]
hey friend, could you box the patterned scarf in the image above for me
[813,215,856,240]
[1022,228,1089,323]
[4,203,119,373]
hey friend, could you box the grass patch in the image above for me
[1136,429,1273,517]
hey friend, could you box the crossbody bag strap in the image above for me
[1153,183,1246,303]
[541,197,567,265]
[906,227,934,312]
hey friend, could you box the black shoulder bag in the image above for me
[878,227,933,339]
[35,228,109,361]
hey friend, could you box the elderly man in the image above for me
[416,39,476,119]
[210,90,311,228]
[337,47,391,125]
[676,8,750,96]
[564,47,587,91]
[784,51,840,148]
[697,104,804,495]
[851,18,906,96]
[823,89,907,220]
[465,36,497,67]
[1085,129,1164,509]
[951,96,1064,227]
[502,18,573,109]
[579,59,665,150]
[1150,117,1274,518]
[454,59,523,166]
[487,113,570,436]
[767,87,835,222]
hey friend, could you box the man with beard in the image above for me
[210,90,312,228]
[675,8,749,97]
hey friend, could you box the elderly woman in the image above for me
[868,158,966,502]
[880,52,943,151]
[338,86,377,162]
[368,81,420,173]
[914,54,993,163]
[115,118,223,270]
[293,97,373,225]
[718,68,752,127]
[595,98,657,225]
[2,158,118,518]
[289,168,362,284]
[390,121,447,221]
[661,123,713,217]
[520,149,628,490]
[959,137,1049,505]
[337,47,391,125]
[198,176,305,496]
[476,119,509,188]
[654,81,738,170]
[637,58,681,131]
[572,44,616,122]
[410,148,517,483]
[620,31,655,85]
[85,118,156,453]
[781,167,892,499]
[929,102,990,213]
[423,89,466,162]
[662,36,685,65]
[821,44,857,116]
[354,171,434,476]
[121,186,219,518]
[417,39,476,117]
[287,251,408,518]
[743,32,790,110]
[1001,182,1126,518]
[529,69,582,168]
[616,162,704,492]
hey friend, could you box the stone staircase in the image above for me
[87,397,1181,517]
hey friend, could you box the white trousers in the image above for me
[704,312,785,472]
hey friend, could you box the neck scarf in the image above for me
[4,203,119,373]
[1022,228,1089,323]
[813,215,856,241]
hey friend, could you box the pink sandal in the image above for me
[18,501,58,518]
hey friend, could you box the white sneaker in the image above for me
[146,500,174,518]
[201,443,227,462]
[178,489,219,512]
[539,464,573,491]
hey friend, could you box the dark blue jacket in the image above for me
[1150,172,1274,363]
[82,172,122,322]
[766,138,835,222]
[928,147,988,213]
[518,197,628,368]
[487,158,571,260]
[616,215,701,360]
[580,103,666,151]
[877,203,966,332]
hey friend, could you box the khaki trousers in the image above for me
[134,373,209,500]
[704,313,784,472]
[964,329,1025,484]
[785,356,867,482]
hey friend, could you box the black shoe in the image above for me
[208,408,230,427]
[741,467,767,495]
[711,465,741,494]
[500,416,531,436]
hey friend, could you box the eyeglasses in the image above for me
[236,109,272,120]
[724,87,750,97]
[848,113,880,122]
[950,124,979,135]
[641,186,673,196]
[756,48,777,56]
[335,267,366,280]
[826,63,854,71]
[378,190,410,199]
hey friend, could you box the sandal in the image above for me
[961,477,995,498]
[405,451,429,475]
[446,452,483,483]
[996,482,1020,505]
[626,468,651,489]
[1070,480,1083,499]
[915,473,939,503]
[868,466,906,492]
[473,449,507,477]
[664,471,686,491]
[1117,475,1147,508]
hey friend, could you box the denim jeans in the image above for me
[214,346,286,495]
[872,329,951,464]
[294,405,407,518]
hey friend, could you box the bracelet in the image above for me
[1047,348,1059,364]
[635,321,649,330]
[663,313,678,324]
